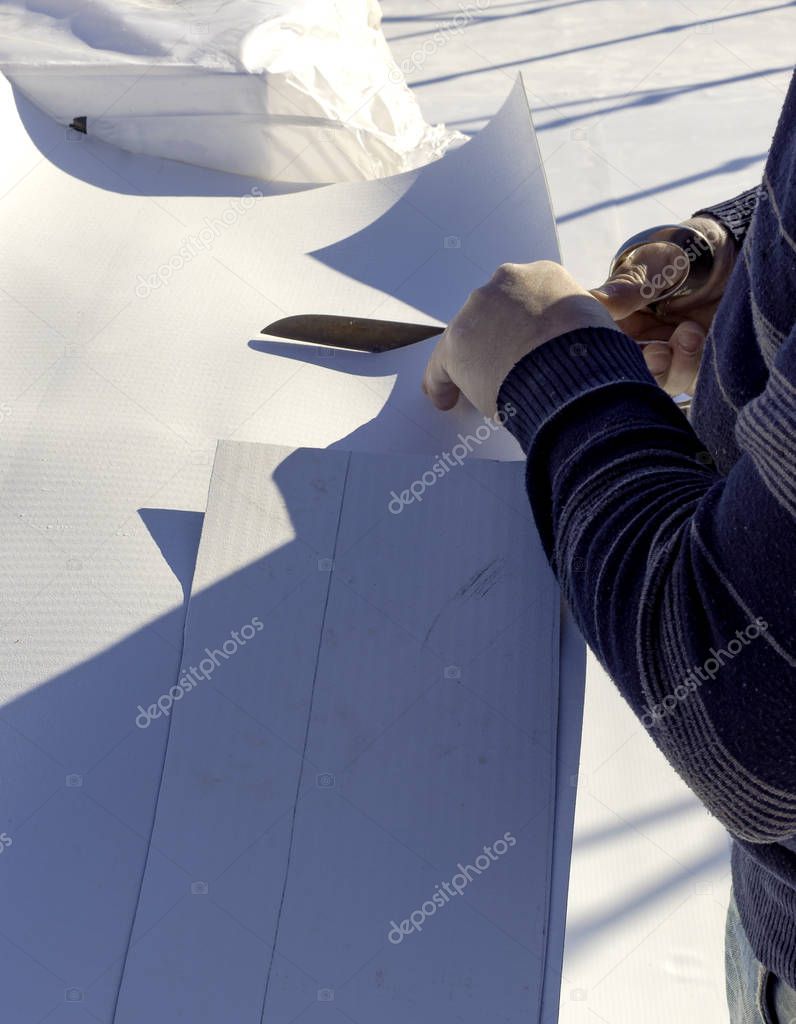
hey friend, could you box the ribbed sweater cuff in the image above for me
[497,327,657,455]
[693,186,762,246]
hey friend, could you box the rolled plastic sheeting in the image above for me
[0,0,463,183]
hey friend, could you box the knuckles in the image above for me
[490,262,520,284]
[465,259,577,313]
[489,259,563,286]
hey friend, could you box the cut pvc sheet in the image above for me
[0,71,557,463]
[114,440,566,1022]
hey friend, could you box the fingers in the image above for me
[643,342,673,388]
[641,320,705,396]
[591,278,653,321]
[665,320,705,396]
[591,241,686,320]
[422,332,461,410]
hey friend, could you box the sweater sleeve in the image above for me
[693,186,762,246]
[498,325,796,844]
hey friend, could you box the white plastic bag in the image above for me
[0,0,463,183]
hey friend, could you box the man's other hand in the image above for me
[591,216,736,396]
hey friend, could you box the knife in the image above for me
[262,314,444,353]
[261,313,665,354]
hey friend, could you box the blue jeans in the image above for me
[726,891,796,1023]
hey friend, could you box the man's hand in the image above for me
[591,216,736,396]
[423,261,618,417]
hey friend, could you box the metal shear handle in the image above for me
[609,223,715,316]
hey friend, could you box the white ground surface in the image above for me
[1,1,794,1021]
[381,2,795,1020]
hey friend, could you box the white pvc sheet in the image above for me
[0,70,577,1022]
[114,439,565,1022]
[0,0,461,183]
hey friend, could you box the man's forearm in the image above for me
[498,324,796,843]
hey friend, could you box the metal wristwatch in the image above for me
[608,223,716,316]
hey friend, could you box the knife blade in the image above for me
[261,314,445,353]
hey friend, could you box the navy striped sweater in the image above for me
[499,73,796,985]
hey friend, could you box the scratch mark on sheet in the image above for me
[424,558,505,644]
